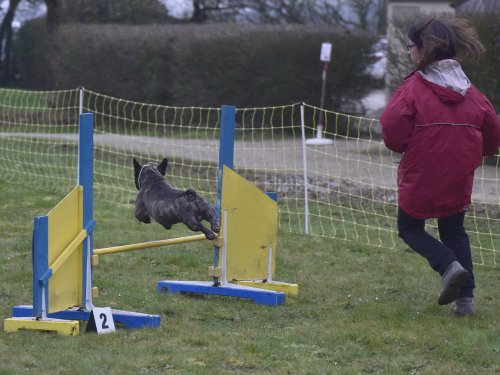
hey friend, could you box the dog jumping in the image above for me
[133,157,220,240]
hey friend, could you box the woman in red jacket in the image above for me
[380,16,500,316]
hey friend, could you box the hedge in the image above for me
[15,20,376,109]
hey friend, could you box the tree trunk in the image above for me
[45,0,61,33]
[0,0,21,84]
[191,0,206,23]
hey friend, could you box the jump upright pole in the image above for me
[78,112,95,312]
[213,105,235,285]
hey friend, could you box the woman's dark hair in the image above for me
[408,17,485,71]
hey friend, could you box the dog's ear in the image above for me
[157,158,168,176]
[133,157,142,172]
[133,158,142,190]
[184,189,197,201]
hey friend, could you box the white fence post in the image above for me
[300,104,310,235]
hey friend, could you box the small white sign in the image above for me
[320,42,332,62]
[87,307,116,334]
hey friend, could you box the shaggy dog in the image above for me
[133,157,220,240]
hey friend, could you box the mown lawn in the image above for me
[0,181,498,375]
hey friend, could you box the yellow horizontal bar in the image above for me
[50,229,87,276]
[94,233,209,256]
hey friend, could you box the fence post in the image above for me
[300,104,310,235]
[79,87,83,115]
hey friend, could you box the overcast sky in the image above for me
[162,0,193,18]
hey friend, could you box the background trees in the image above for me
[15,21,375,109]
[186,0,386,32]
[6,0,385,110]
[2,0,498,111]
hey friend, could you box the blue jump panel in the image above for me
[11,305,160,329]
[157,280,286,306]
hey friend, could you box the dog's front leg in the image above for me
[183,217,215,240]
[134,200,151,224]
[203,206,220,234]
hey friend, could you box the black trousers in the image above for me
[397,207,474,298]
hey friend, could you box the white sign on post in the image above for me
[86,307,116,334]
[320,42,332,62]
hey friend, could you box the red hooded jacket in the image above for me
[380,64,500,219]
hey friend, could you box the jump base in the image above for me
[4,317,79,336]
[10,305,160,329]
[157,281,285,306]
[235,280,299,297]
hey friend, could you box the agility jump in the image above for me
[5,107,298,336]
[4,113,160,335]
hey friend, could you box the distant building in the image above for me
[388,1,453,23]
[384,1,455,98]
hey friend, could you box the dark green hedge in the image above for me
[15,21,375,109]
[462,13,500,112]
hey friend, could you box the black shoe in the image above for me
[438,261,469,305]
[454,297,474,316]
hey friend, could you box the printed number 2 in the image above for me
[100,313,109,329]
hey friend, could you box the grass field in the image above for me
[0,181,498,375]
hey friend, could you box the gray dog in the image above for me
[133,157,220,240]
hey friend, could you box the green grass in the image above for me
[0,181,498,375]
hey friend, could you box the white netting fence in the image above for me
[0,88,498,266]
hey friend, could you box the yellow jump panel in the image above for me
[46,186,83,313]
[4,318,79,336]
[236,280,299,297]
[220,166,278,281]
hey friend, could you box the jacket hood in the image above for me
[417,59,471,104]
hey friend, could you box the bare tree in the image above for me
[0,0,59,83]
[0,0,22,83]
[239,0,314,24]
[350,0,373,31]
[190,0,250,23]
[44,0,60,32]
[189,0,322,24]
[187,0,386,31]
